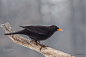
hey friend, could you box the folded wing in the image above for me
[20,26,48,35]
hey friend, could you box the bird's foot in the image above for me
[30,40,48,51]
[39,44,48,51]
[35,41,48,51]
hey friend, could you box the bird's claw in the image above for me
[39,44,48,51]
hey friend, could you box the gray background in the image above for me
[0,0,86,57]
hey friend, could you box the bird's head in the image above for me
[51,25,63,31]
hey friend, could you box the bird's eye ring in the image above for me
[54,26,56,28]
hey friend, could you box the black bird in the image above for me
[4,25,63,43]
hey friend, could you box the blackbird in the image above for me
[4,25,63,43]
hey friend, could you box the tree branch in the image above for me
[1,22,75,57]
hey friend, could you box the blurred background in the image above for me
[0,0,86,57]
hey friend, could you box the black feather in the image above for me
[4,25,62,42]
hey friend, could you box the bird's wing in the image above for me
[19,26,48,35]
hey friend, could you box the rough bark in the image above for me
[1,22,75,57]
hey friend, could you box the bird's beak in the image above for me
[57,29,63,31]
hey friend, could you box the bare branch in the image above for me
[1,22,75,57]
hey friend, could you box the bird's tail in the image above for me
[4,33,16,35]
[4,29,26,35]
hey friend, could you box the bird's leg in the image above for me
[35,40,38,43]
[29,39,39,44]
[37,40,40,43]
[35,40,48,51]
[39,44,48,51]
[34,40,40,46]
[31,40,48,51]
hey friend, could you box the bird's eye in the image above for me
[54,26,56,28]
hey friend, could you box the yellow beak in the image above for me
[57,29,63,31]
